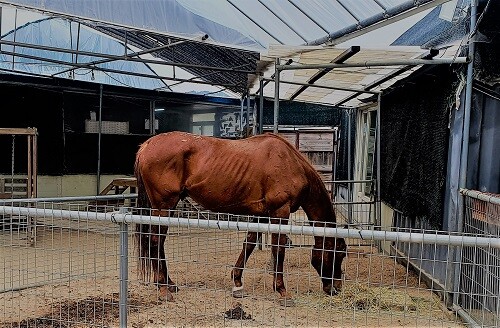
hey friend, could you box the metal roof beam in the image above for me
[226,0,284,45]
[334,49,439,106]
[0,49,241,89]
[290,45,360,100]
[277,57,468,71]
[264,78,379,95]
[257,0,307,43]
[307,0,453,46]
[53,34,208,78]
[287,0,330,34]
[0,39,256,74]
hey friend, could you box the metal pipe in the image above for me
[97,84,103,195]
[347,109,353,223]
[2,205,500,248]
[306,0,450,46]
[460,188,500,205]
[53,37,199,78]
[226,0,283,45]
[273,58,280,134]
[263,78,378,94]
[0,40,255,74]
[0,193,137,204]
[257,0,307,42]
[453,0,478,307]
[278,57,468,71]
[259,76,264,134]
[0,49,239,88]
[290,46,361,100]
[287,0,330,34]
[119,211,129,328]
[376,93,382,227]
[11,8,17,70]
[246,91,251,134]
[240,97,244,137]
[452,305,481,328]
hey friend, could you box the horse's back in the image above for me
[136,132,313,215]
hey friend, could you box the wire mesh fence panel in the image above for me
[460,190,500,328]
[1,197,499,327]
[1,205,121,327]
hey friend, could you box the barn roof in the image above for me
[0,0,473,106]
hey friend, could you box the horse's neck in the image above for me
[301,177,336,225]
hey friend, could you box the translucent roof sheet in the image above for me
[0,0,471,105]
[2,0,452,50]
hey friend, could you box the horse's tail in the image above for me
[134,143,152,282]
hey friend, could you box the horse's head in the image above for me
[311,236,347,296]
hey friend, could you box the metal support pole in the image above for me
[273,58,280,134]
[246,91,251,135]
[347,109,353,223]
[96,84,103,195]
[119,215,129,327]
[259,76,264,134]
[376,93,382,227]
[240,98,244,137]
[452,0,478,308]
[277,58,468,71]
[150,100,155,135]
[0,7,2,52]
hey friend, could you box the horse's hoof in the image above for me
[279,298,295,307]
[232,286,246,298]
[159,286,175,302]
[159,292,175,302]
[168,284,179,293]
[324,285,339,296]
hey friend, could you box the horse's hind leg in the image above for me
[270,229,290,298]
[231,231,261,298]
[158,233,178,293]
[149,225,175,302]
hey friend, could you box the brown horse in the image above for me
[134,131,347,302]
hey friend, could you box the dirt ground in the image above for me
[0,224,464,328]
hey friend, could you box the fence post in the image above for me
[118,208,129,327]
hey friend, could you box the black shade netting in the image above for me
[380,65,462,228]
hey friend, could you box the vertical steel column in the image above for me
[452,0,478,307]
[347,108,353,223]
[119,213,129,327]
[11,9,17,70]
[376,93,382,227]
[273,58,280,134]
[149,100,156,135]
[240,98,244,137]
[246,91,251,135]
[0,7,2,52]
[97,84,103,195]
[259,76,264,134]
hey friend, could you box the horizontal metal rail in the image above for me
[277,58,468,71]
[0,193,137,204]
[460,188,500,205]
[1,205,499,249]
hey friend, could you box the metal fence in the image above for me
[459,189,500,327]
[1,195,499,327]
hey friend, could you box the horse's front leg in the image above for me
[231,231,261,298]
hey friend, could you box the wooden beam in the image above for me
[0,128,37,135]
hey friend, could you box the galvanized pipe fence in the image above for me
[1,191,499,327]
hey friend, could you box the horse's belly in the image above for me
[186,184,266,216]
